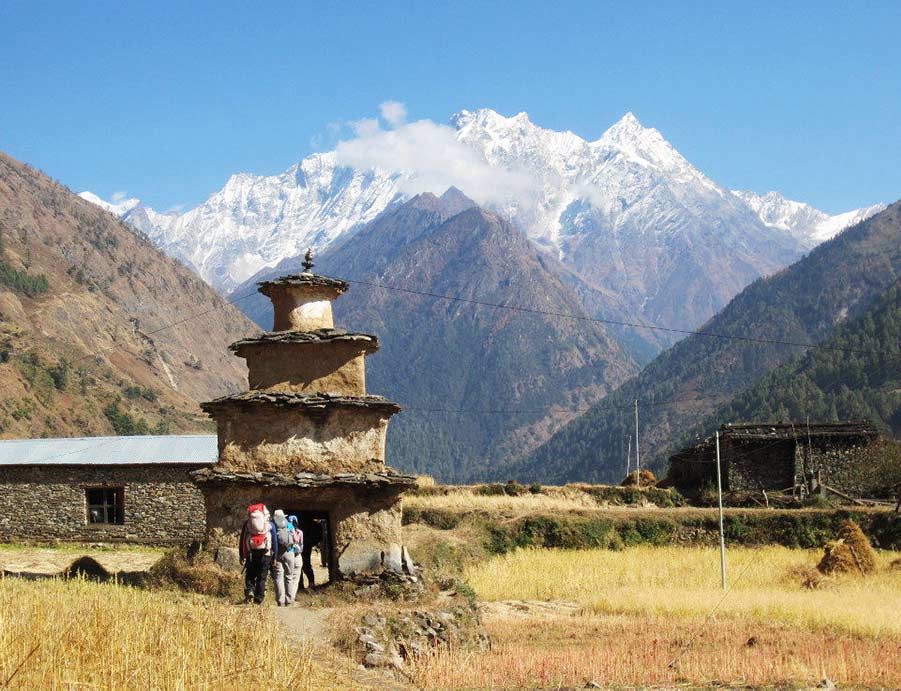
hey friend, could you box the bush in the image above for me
[0,259,49,297]
[147,549,241,598]
[103,401,151,435]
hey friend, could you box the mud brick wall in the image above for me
[202,483,406,577]
[0,465,207,544]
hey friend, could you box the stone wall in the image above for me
[725,440,796,492]
[244,341,367,394]
[267,286,338,331]
[215,406,390,474]
[807,437,900,497]
[0,465,207,544]
[202,483,406,577]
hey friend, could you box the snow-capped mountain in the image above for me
[732,190,884,249]
[78,191,142,217]
[81,109,883,336]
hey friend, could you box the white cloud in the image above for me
[334,104,540,210]
[111,190,129,203]
[379,100,407,128]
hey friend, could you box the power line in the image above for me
[343,277,898,357]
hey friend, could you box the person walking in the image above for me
[271,510,299,606]
[239,503,278,605]
[297,515,324,589]
[286,514,304,601]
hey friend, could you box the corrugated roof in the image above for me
[0,435,218,466]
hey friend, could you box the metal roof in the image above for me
[0,435,218,466]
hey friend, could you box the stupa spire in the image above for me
[302,247,315,274]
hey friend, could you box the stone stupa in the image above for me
[194,249,415,577]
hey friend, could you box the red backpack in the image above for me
[247,503,270,551]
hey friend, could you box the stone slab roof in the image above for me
[258,272,348,292]
[721,420,879,440]
[229,328,379,353]
[201,391,401,415]
[0,435,218,466]
[190,467,416,488]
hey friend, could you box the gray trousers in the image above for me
[272,551,299,605]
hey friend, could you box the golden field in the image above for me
[410,545,901,688]
[0,576,330,689]
[465,545,901,636]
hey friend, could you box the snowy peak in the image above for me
[733,190,885,247]
[78,191,141,217]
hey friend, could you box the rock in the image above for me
[401,545,416,575]
[585,681,603,689]
[213,546,241,572]
[817,679,836,690]
[363,652,387,668]
[362,613,383,627]
[382,543,404,573]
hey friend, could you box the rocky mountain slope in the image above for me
[81,110,881,345]
[237,190,637,481]
[513,202,901,484]
[0,152,254,438]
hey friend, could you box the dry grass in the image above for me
[464,545,901,636]
[411,611,901,688]
[0,576,334,689]
[409,545,901,688]
[404,488,599,513]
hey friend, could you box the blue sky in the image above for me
[1,1,898,214]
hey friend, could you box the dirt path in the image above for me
[276,605,414,690]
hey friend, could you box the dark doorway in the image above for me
[285,509,333,587]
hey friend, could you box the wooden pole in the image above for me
[715,430,727,590]
[634,398,640,489]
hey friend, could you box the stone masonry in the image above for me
[0,464,206,544]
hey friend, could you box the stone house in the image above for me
[667,420,890,497]
[0,257,415,580]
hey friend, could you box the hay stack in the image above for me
[622,469,657,487]
[817,519,877,575]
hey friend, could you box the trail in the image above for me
[276,605,414,690]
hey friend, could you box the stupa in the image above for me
[194,250,415,578]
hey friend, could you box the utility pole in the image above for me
[625,437,632,478]
[715,430,727,590]
[634,398,640,488]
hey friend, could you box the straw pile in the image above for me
[817,519,877,575]
[621,469,657,487]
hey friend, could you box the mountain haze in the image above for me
[237,191,637,481]
[514,202,901,484]
[0,152,254,438]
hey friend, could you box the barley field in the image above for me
[0,576,325,689]
[466,545,901,635]
[410,545,901,688]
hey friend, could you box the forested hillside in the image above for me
[696,282,900,437]
[514,202,901,484]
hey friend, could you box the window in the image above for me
[85,488,124,525]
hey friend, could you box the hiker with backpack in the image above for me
[271,509,302,606]
[239,503,278,604]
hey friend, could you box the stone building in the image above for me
[0,256,415,580]
[0,435,216,544]
[667,420,892,497]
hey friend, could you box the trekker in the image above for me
[287,515,304,599]
[297,515,324,589]
[239,503,278,604]
[271,510,300,606]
